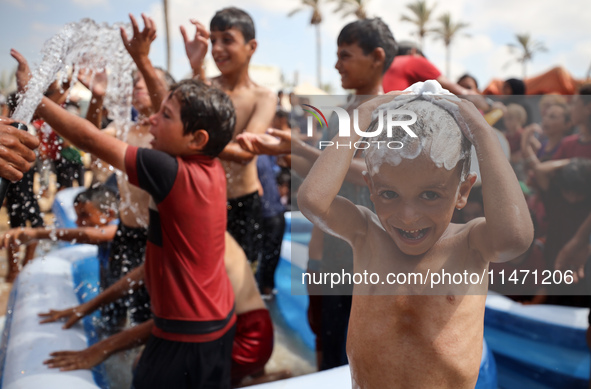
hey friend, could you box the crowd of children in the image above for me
[1,4,590,389]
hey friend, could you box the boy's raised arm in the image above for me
[12,52,128,172]
[121,13,169,109]
[456,100,534,262]
[298,95,391,243]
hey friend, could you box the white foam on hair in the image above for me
[366,80,470,175]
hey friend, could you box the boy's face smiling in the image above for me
[366,153,473,256]
[210,28,255,75]
[149,94,193,156]
[335,43,381,92]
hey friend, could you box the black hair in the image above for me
[457,74,478,90]
[397,41,425,57]
[337,18,398,74]
[210,7,255,42]
[504,78,526,95]
[74,184,119,215]
[555,158,591,199]
[169,80,236,158]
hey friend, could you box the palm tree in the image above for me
[432,13,469,78]
[400,0,437,52]
[331,0,371,20]
[163,0,171,72]
[507,33,547,79]
[289,0,323,88]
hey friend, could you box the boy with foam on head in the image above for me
[181,7,276,264]
[298,80,533,388]
[14,56,237,386]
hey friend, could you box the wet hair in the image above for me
[337,18,398,73]
[554,158,591,199]
[74,184,120,215]
[504,78,526,95]
[169,79,236,157]
[211,7,255,42]
[275,108,289,120]
[457,74,478,90]
[366,98,472,179]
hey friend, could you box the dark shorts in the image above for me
[101,224,150,329]
[227,191,262,264]
[255,213,286,291]
[6,168,43,228]
[232,309,274,384]
[132,326,236,389]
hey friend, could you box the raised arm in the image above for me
[297,95,393,243]
[38,264,145,329]
[455,100,534,262]
[180,19,209,81]
[12,52,128,171]
[78,68,108,129]
[121,13,169,109]
[44,319,153,371]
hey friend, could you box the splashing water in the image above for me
[11,19,137,240]
[12,18,136,130]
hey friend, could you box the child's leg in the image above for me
[255,214,286,295]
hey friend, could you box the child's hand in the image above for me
[555,236,590,283]
[77,68,108,98]
[10,48,32,94]
[180,19,209,73]
[38,305,88,329]
[120,13,157,61]
[448,98,491,144]
[237,129,292,155]
[44,345,106,371]
[2,227,36,248]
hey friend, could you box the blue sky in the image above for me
[1,0,590,94]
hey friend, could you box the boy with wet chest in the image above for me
[298,84,534,388]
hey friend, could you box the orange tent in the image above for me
[483,66,588,95]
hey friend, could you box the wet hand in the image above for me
[2,227,34,249]
[38,306,86,329]
[77,68,108,97]
[121,13,157,60]
[555,237,590,283]
[10,49,32,94]
[180,19,209,72]
[0,118,39,181]
[237,129,292,155]
[44,346,107,371]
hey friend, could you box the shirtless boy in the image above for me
[181,7,276,263]
[298,82,533,388]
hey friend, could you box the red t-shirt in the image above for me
[382,55,442,93]
[552,134,591,160]
[125,146,235,343]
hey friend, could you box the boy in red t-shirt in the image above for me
[14,51,237,387]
